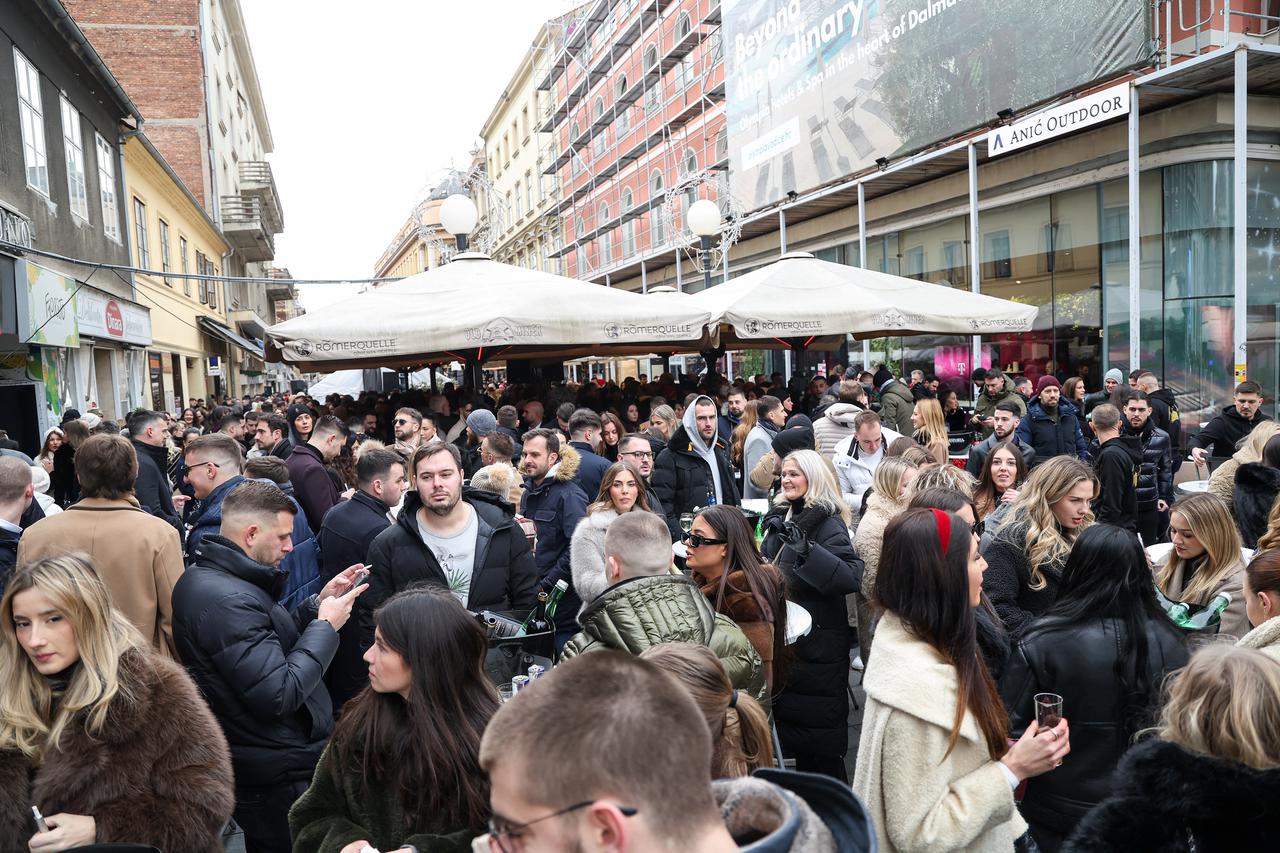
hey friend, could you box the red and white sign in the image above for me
[76,286,152,345]
[104,300,125,337]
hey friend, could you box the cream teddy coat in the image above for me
[854,613,1027,852]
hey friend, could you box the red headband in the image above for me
[931,509,952,555]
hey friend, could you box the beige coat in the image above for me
[854,613,1026,853]
[851,489,909,659]
[1157,551,1250,638]
[18,497,184,657]
[1237,614,1280,662]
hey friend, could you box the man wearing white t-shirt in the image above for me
[358,443,539,653]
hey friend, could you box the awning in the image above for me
[198,316,265,359]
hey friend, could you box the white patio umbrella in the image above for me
[687,252,1039,349]
[264,252,712,371]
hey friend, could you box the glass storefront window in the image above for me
[1164,161,1233,299]
[1247,160,1280,418]
[1164,298,1234,436]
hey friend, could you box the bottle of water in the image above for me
[543,579,569,629]
[1183,592,1232,631]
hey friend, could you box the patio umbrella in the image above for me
[687,252,1039,350]
[263,252,712,372]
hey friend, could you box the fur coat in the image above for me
[1231,461,1280,549]
[0,648,234,852]
[1237,614,1280,662]
[570,507,619,610]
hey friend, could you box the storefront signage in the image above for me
[24,263,79,348]
[724,0,1148,211]
[986,83,1130,157]
[76,286,152,345]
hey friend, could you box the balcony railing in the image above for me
[220,195,275,262]
[237,160,284,234]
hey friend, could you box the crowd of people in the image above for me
[0,362,1277,853]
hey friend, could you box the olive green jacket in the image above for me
[560,573,767,702]
[289,739,479,853]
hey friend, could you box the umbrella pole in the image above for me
[430,364,439,394]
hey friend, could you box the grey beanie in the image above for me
[466,408,497,437]
[1104,368,1124,384]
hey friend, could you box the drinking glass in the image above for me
[1034,692,1064,729]
[498,684,515,703]
[679,512,695,535]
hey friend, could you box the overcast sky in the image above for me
[240,1,576,312]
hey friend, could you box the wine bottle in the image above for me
[520,590,550,634]
[543,579,569,629]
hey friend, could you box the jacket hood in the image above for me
[1105,433,1145,465]
[1234,461,1280,495]
[1237,614,1280,654]
[682,394,721,456]
[1149,387,1178,406]
[553,444,582,482]
[579,574,716,650]
[192,534,286,597]
[864,612,988,744]
[880,380,914,404]
[713,773,837,853]
[821,403,863,427]
[1222,404,1265,424]
[1113,738,1280,819]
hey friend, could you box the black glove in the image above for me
[781,521,810,556]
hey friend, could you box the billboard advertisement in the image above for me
[724,0,1149,211]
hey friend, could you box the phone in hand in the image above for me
[352,567,371,588]
[31,806,48,833]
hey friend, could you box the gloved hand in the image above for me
[781,521,810,556]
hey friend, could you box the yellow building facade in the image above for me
[125,133,255,411]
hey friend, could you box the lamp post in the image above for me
[440,194,478,253]
[687,198,724,379]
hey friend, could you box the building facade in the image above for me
[0,0,152,453]
[373,197,449,279]
[478,20,562,271]
[64,0,296,397]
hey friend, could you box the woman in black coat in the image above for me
[1231,433,1280,548]
[1000,525,1189,853]
[1063,645,1280,853]
[760,448,861,782]
[51,418,89,507]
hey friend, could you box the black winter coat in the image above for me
[651,425,741,540]
[1000,615,1189,837]
[980,516,1065,636]
[1062,739,1280,853]
[569,440,611,501]
[1147,387,1182,452]
[1125,421,1173,513]
[1092,435,1142,532]
[521,453,588,624]
[1187,404,1271,459]
[1016,400,1089,467]
[0,524,18,590]
[172,535,338,787]
[362,488,540,649]
[1232,462,1280,549]
[286,442,341,532]
[132,439,181,534]
[318,489,393,712]
[761,501,861,763]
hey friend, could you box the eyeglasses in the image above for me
[488,801,638,852]
[619,450,653,460]
[682,532,727,548]
[187,460,221,469]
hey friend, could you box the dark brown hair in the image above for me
[335,586,497,831]
[877,508,1008,760]
[588,460,652,514]
[220,479,296,526]
[75,434,137,499]
[973,440,1027,520]
[60,419,90,449]
[1246,548,1280,597]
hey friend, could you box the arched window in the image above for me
[621,187,634,211]
[644,44,658,71]
[575,217,585,240]
[651,209,665,246]
[570,120,581,140]
[715,130,728,162]
[593,97,604,120]
[650,170,664,197]
[683,149,698,177]
[616,76,628,99]
[676,12,692,39]
[598,203,611,231]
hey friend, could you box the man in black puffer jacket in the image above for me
[1015,377,1088,468]
[652,395,740,540]
[127,409,182,535]
[1089,404,1143,533]
[172,481,366,853]
[1189,379,1270,465]
[1120,391,1173,546]
[362,443,539,653]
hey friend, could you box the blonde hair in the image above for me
[1008,456,1098,591]
[639,643,774,777]
[1157,493,1244,605]
[1255,497,1280,552]
[871,457,917,505]
[778,449,851,526]
[0,554,142,762]
[1155,645,1280,770]
[470,463,524,507]
[912,398,949,464]
[909,463,977,498]
[899,445,934,468]
[1236,419,1280,458]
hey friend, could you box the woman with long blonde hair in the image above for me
[980,456,1097,635]
[1063,645,1280,851]
[1155,493,1250,636]
[911,397,949,464]
[0,554,233,851]
[760,448,862,780]
[640,642,775,778]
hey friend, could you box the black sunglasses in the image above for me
[682,532,727,548]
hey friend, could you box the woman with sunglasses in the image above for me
[855,507,1069,853]
[1000,524,1188,852]
[290,586,497,853]
[683,504,788,689]
[570,461,656,609]
[760,449,861,781]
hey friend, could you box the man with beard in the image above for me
[521,428,588,646]
[718,387,747,445]
[391,406,425,458]
[254,414,294,460]
[617,433,665,518]
[967,401,1036,473]
[1015,375,1088,467]
[1120,390,1174,545]
[652,394,740,540]
[359,442,538,653]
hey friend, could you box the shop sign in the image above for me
[76,286,152,345]
[24,263,78,348]
[986,83,1130,157]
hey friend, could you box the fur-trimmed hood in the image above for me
[550,443,582,483]
[1237,614,1280,662]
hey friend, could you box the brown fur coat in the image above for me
[0,648,234,852]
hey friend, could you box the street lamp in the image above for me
[440,194,478,252]
[686,198,721,293]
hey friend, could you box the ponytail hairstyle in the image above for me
[877,508,1008,760]
[640,643,774,777]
